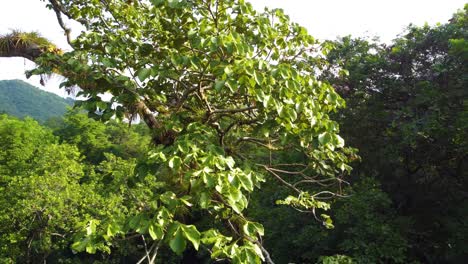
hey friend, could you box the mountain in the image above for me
[0,79,74,122]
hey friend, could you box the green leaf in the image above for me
[238,172,254,191]
[160,191,178,209]
[86,220,99,235]
[169,228,186,255]
[181,224,201,250]
[202,171,215,187]
[224,66,233,75]
[225,156,235,169]
[243,221,264,237]
[199,192,211,208]
[335,135,345,148]
[318,132,332,145]
[107,222,121,237]
[253,70,263,85]
[136,68,152,82]
[149,223,164,240]
[168,156,182,169]
[86,244,97,254]
[128,215,142,229]
[71,238,88,252]
[214,80,225,91]
[321,214,334,229]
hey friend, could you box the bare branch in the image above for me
[312,191,350,200]
[141,235,152,264]
[150,239,162,264]
[48,0,73,46]
[260,164,301,194]
[212,106,257,114]
[136,237,157,264]
[237,137,280,150]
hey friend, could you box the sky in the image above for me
[0,0,465,97]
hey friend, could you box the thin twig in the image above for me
[149,239,163,264]
[260,164,301,193]
[212,106,257,114]
[141,235,152,264]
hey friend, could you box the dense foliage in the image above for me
[319,5,468,263]
[2,0,355,263]
[0,79,73,122]
[0,1,466,263]
[250,5,467,263]
[0,113,147,262]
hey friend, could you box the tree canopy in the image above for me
[0,0,356,263]
[319,5,468,262]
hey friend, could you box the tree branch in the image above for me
[212,106,257,114]
[260,164,301,194]
[48,0,73,46]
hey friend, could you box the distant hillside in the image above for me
[0,80,74,122]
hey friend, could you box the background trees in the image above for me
[318,5,468,263]
[0,115,86,262]
[0,112,160,263]
[0,80,74,122]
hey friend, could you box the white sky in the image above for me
[0,0,465,97]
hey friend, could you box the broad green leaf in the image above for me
[128,215,142,229]
[107,222,121,237]
[160,192,178,209]
[238,172,254,191]
[86,244,97,254]
[181,224,201,250]
[86,220,99,235]
[225,156,235,169]
[168,156,182,169]
[199,192,211,208]
[136,68,151,82]
[169,228,186,255]
[149,223,164,240]
[71,238,88,252]
[335,134,345,148]
[318,132,332,145]
[214,80,225,91]
[242,222,264,237]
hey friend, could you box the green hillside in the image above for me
[0,79,74,122]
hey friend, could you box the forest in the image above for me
[0,80,74,122]
[0,1,466,263]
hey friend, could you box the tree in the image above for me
[320,5,468,262]
[1,0,355,262]
[0,114,156,263]
[0,115,85,262]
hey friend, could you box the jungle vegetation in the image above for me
[0,1,466,263]
[0,80,73,122]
